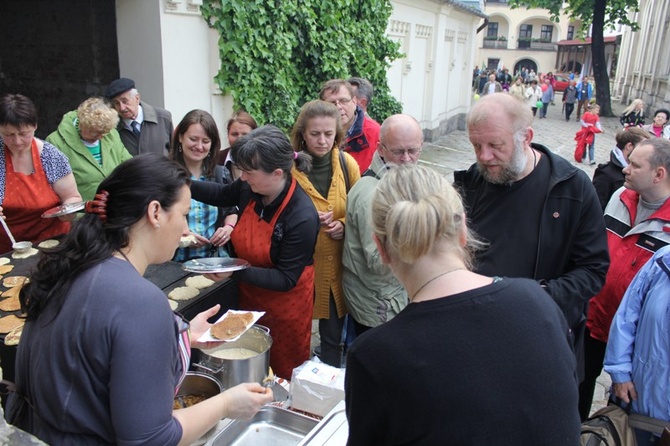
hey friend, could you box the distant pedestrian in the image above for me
[482,74,502,96]
[563,80,578,121]
[642,108,670,139]
[619,99,646,128]
[578,104,603,165]
[539,79,553,119]
[525,80,543,117]
[591,128,652,210]
[508,77,525,101]
[575,76,593,121]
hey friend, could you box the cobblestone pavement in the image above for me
[419,93,625,417]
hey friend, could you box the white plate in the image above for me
[41,202,86,218]
[197,310,265,343]
[181,257,250,274]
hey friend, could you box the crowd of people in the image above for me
[2,70,670,444]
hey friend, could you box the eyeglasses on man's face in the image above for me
[381,143,422,157]
[328,97,353,107]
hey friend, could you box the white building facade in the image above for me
[113,0,485,142]
[613,0,670,110]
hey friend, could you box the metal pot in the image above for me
[175,372,223,406]
[192,324,272,389]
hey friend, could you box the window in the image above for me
[567,26,575,40]
[541,25,553,42]
[487,22,499,38]
[519,24,533,39]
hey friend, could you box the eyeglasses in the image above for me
[381,143,422,157]
[328,97,353,107]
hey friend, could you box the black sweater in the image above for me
[190,177,319,291]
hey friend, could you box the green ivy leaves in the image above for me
[201,0,402,131]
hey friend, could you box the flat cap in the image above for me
[105,78,135,99]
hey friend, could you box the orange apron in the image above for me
[1,139,69,253]
[230,179,314,379]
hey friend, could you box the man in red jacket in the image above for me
[579,138,670,420]
[320,79,380,174]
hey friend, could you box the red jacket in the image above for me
[574,125,600,161]
[343,108,380,174]
[587,188,670,342]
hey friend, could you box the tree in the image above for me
[508,0,639,117]
[200,0,402,131]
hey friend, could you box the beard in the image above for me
[477,140,528,185]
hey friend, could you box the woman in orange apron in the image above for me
[0,94,82,253]
[192,125,319,379]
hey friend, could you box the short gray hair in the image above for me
[347,77,373,104]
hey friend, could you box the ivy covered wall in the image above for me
[201,0,403,131]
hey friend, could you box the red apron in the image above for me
[1,139,69,253]
[230,179,314,379]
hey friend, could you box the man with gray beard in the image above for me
[453,93,609,382]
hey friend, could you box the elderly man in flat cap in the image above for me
[105,78,173,156]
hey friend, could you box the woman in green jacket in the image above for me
[47,97,132,201]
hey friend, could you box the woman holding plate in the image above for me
[190,125,320,379]
[0,93,82,252]
[8,154,272,445]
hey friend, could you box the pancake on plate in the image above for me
[211,311,254,341]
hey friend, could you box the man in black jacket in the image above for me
[453,93,609,382]
[592,127,652,210]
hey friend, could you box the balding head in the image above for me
[468,93,533,137]
[378,114,423,165]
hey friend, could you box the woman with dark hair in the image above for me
[8,154,272,445]
[290,100,360,367]
[218,110,258,181]
[191,125,320,379]
[169,109,237,261]
[0,93,82,252]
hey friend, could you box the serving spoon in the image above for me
[0,216,32,253]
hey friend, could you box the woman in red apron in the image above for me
[192,125,320,379]
[0,94,82,253]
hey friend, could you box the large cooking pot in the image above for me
[192,324,272,389]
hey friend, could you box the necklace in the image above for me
[411,267,465,302]
[532,148,537,168]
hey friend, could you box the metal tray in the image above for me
[182,257,250,274]
[41,201,86,218]
[298,401,348,445]
[208,406,318,446]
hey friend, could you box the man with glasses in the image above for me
[342,114,423,336]
[320,79,381,173]
[453,93,609,386]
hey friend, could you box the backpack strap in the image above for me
[339,149,351,192]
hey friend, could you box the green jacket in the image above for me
[341,151,408,327]
[47,110,132,201]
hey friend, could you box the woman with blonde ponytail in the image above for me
[344,164,581,445]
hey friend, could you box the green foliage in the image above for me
[507,0,639,35]
[200,0,403,131]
